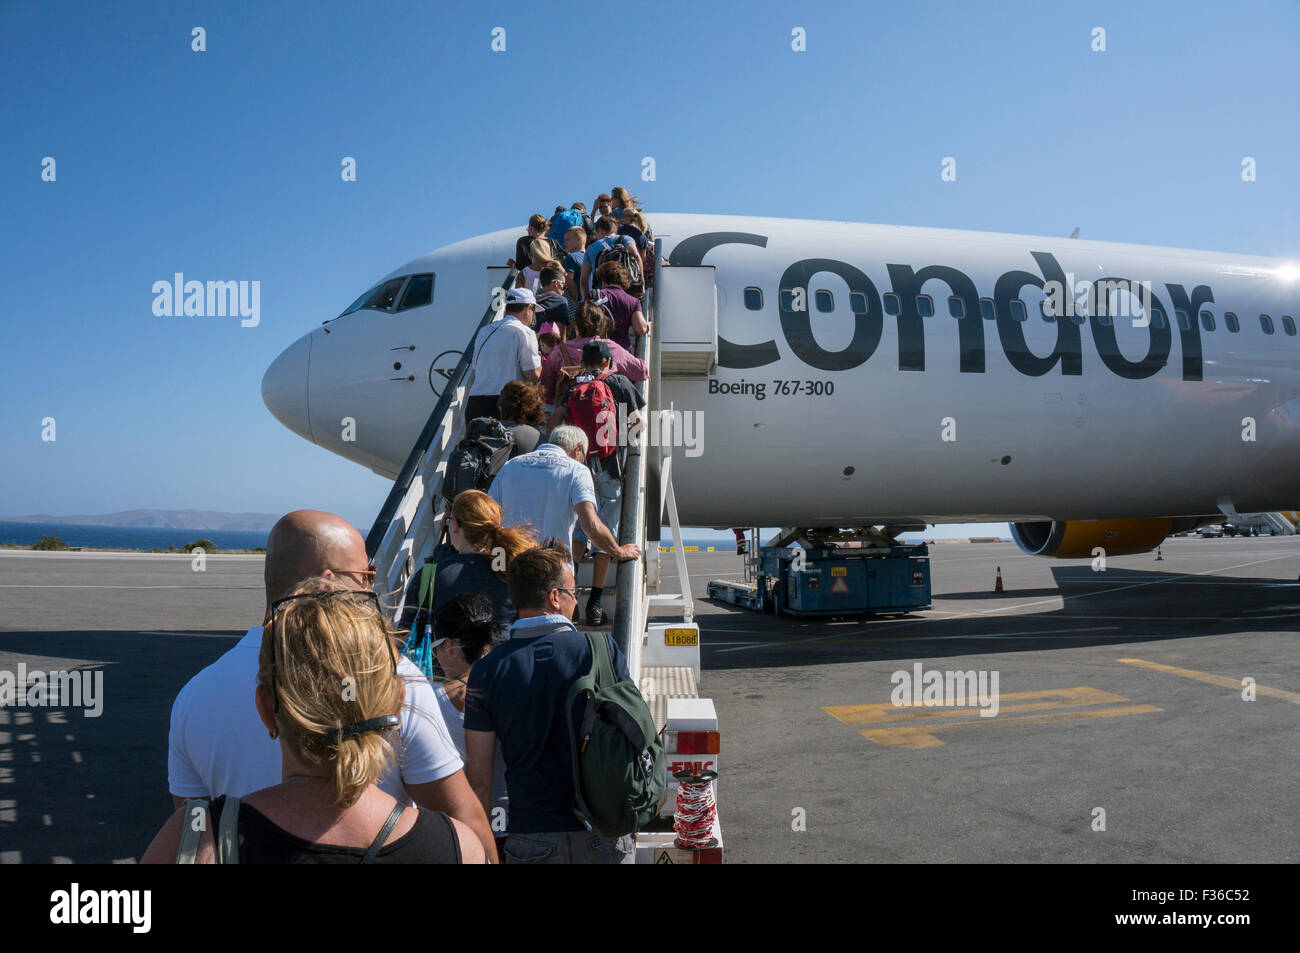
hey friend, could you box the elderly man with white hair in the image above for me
[488,425,639,564]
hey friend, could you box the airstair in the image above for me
[365,241,723,863]
[1258,512,1299,536]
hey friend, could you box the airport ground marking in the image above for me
[1117,658,1300,704]
[858,704,1161,748]
[824,685,1161,748]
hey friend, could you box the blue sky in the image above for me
[2,0,1298,534]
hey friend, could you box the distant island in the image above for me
[0,509,283,532]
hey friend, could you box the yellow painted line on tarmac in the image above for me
[826,685,1127,724]
[861,704,1161,748]
[825,685,1161,748]
[1117,658,1300,704]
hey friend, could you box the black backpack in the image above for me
[595,239,645,296]
[443,418,514,503]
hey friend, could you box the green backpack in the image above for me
[565,631,666,837]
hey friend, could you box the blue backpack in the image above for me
[549,208,585,245]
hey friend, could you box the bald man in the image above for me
[166,510,496,860]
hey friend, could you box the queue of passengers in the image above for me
[147,192,658,864]
[462,188,653,625]
[152,506,641,864]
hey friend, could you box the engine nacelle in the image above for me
[1010,517,1211,558]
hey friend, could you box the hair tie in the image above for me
[327,714,399,745]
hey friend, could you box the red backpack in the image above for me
[565,372,618,459]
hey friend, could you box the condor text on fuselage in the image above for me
[678,233,1215,382]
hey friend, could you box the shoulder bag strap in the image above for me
[360,803,406,864]
[175,799,207,864]
[586,631,616,687]
[215,795,240,865]
[418,561,438,617]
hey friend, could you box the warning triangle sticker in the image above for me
[831,576,849,594]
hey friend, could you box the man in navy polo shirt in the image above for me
[464,544,635,864]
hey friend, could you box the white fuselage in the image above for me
[262,214,1300,527]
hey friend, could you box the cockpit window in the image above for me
[397,274,435,311]
[339,277,406,317]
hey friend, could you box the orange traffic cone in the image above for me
[994,567,1004,592]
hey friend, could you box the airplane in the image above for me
[261,214,1300,561]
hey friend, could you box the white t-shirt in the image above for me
[167,626,462,803]
[434,683,509,823]
[520,267,543,293]
[467,316,541,398]
[488,443,597,551]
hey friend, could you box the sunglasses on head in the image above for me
[265,588,396,714]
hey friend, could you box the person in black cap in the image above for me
[546,339,645,625]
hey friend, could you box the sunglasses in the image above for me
[329,563,377,582]
[265,589,397,714]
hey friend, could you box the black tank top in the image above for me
[209,796,462,864]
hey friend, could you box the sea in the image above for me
[0,521,273,552]
[0,520,737,554]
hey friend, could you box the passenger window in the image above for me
[779,289,800,311]
[883,293,900,316]
[1284,315,1297,336]
[815,290,834,313]
[1175,309,1191,331]
[948,296,965,319]
[1098,312,1113,327]
[1009,299,1027,322]
[1200,310,1215,332]
[979,297,995,321]
[1151,309,1167,330]
[916,295,934,317]
[1038,298,1056,323]
[744,287,763,310]
[1261,314,1275,335]
[1225,311,1239,333]
[396,274,434,311]
[849,292,868,314]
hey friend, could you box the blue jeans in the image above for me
[504,830,636,865]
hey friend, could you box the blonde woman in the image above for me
[143,582,485,864]
[517,238,561,293]
[609,186,641,221]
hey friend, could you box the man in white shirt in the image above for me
[488,425,639,561]
[166,509,497,859]
[464,288,542,420]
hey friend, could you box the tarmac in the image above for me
[0,536,1297,863]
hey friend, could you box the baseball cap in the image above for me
[505,288,538,307]
[582,339,612,364]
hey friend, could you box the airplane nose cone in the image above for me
[262,334,313,441]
